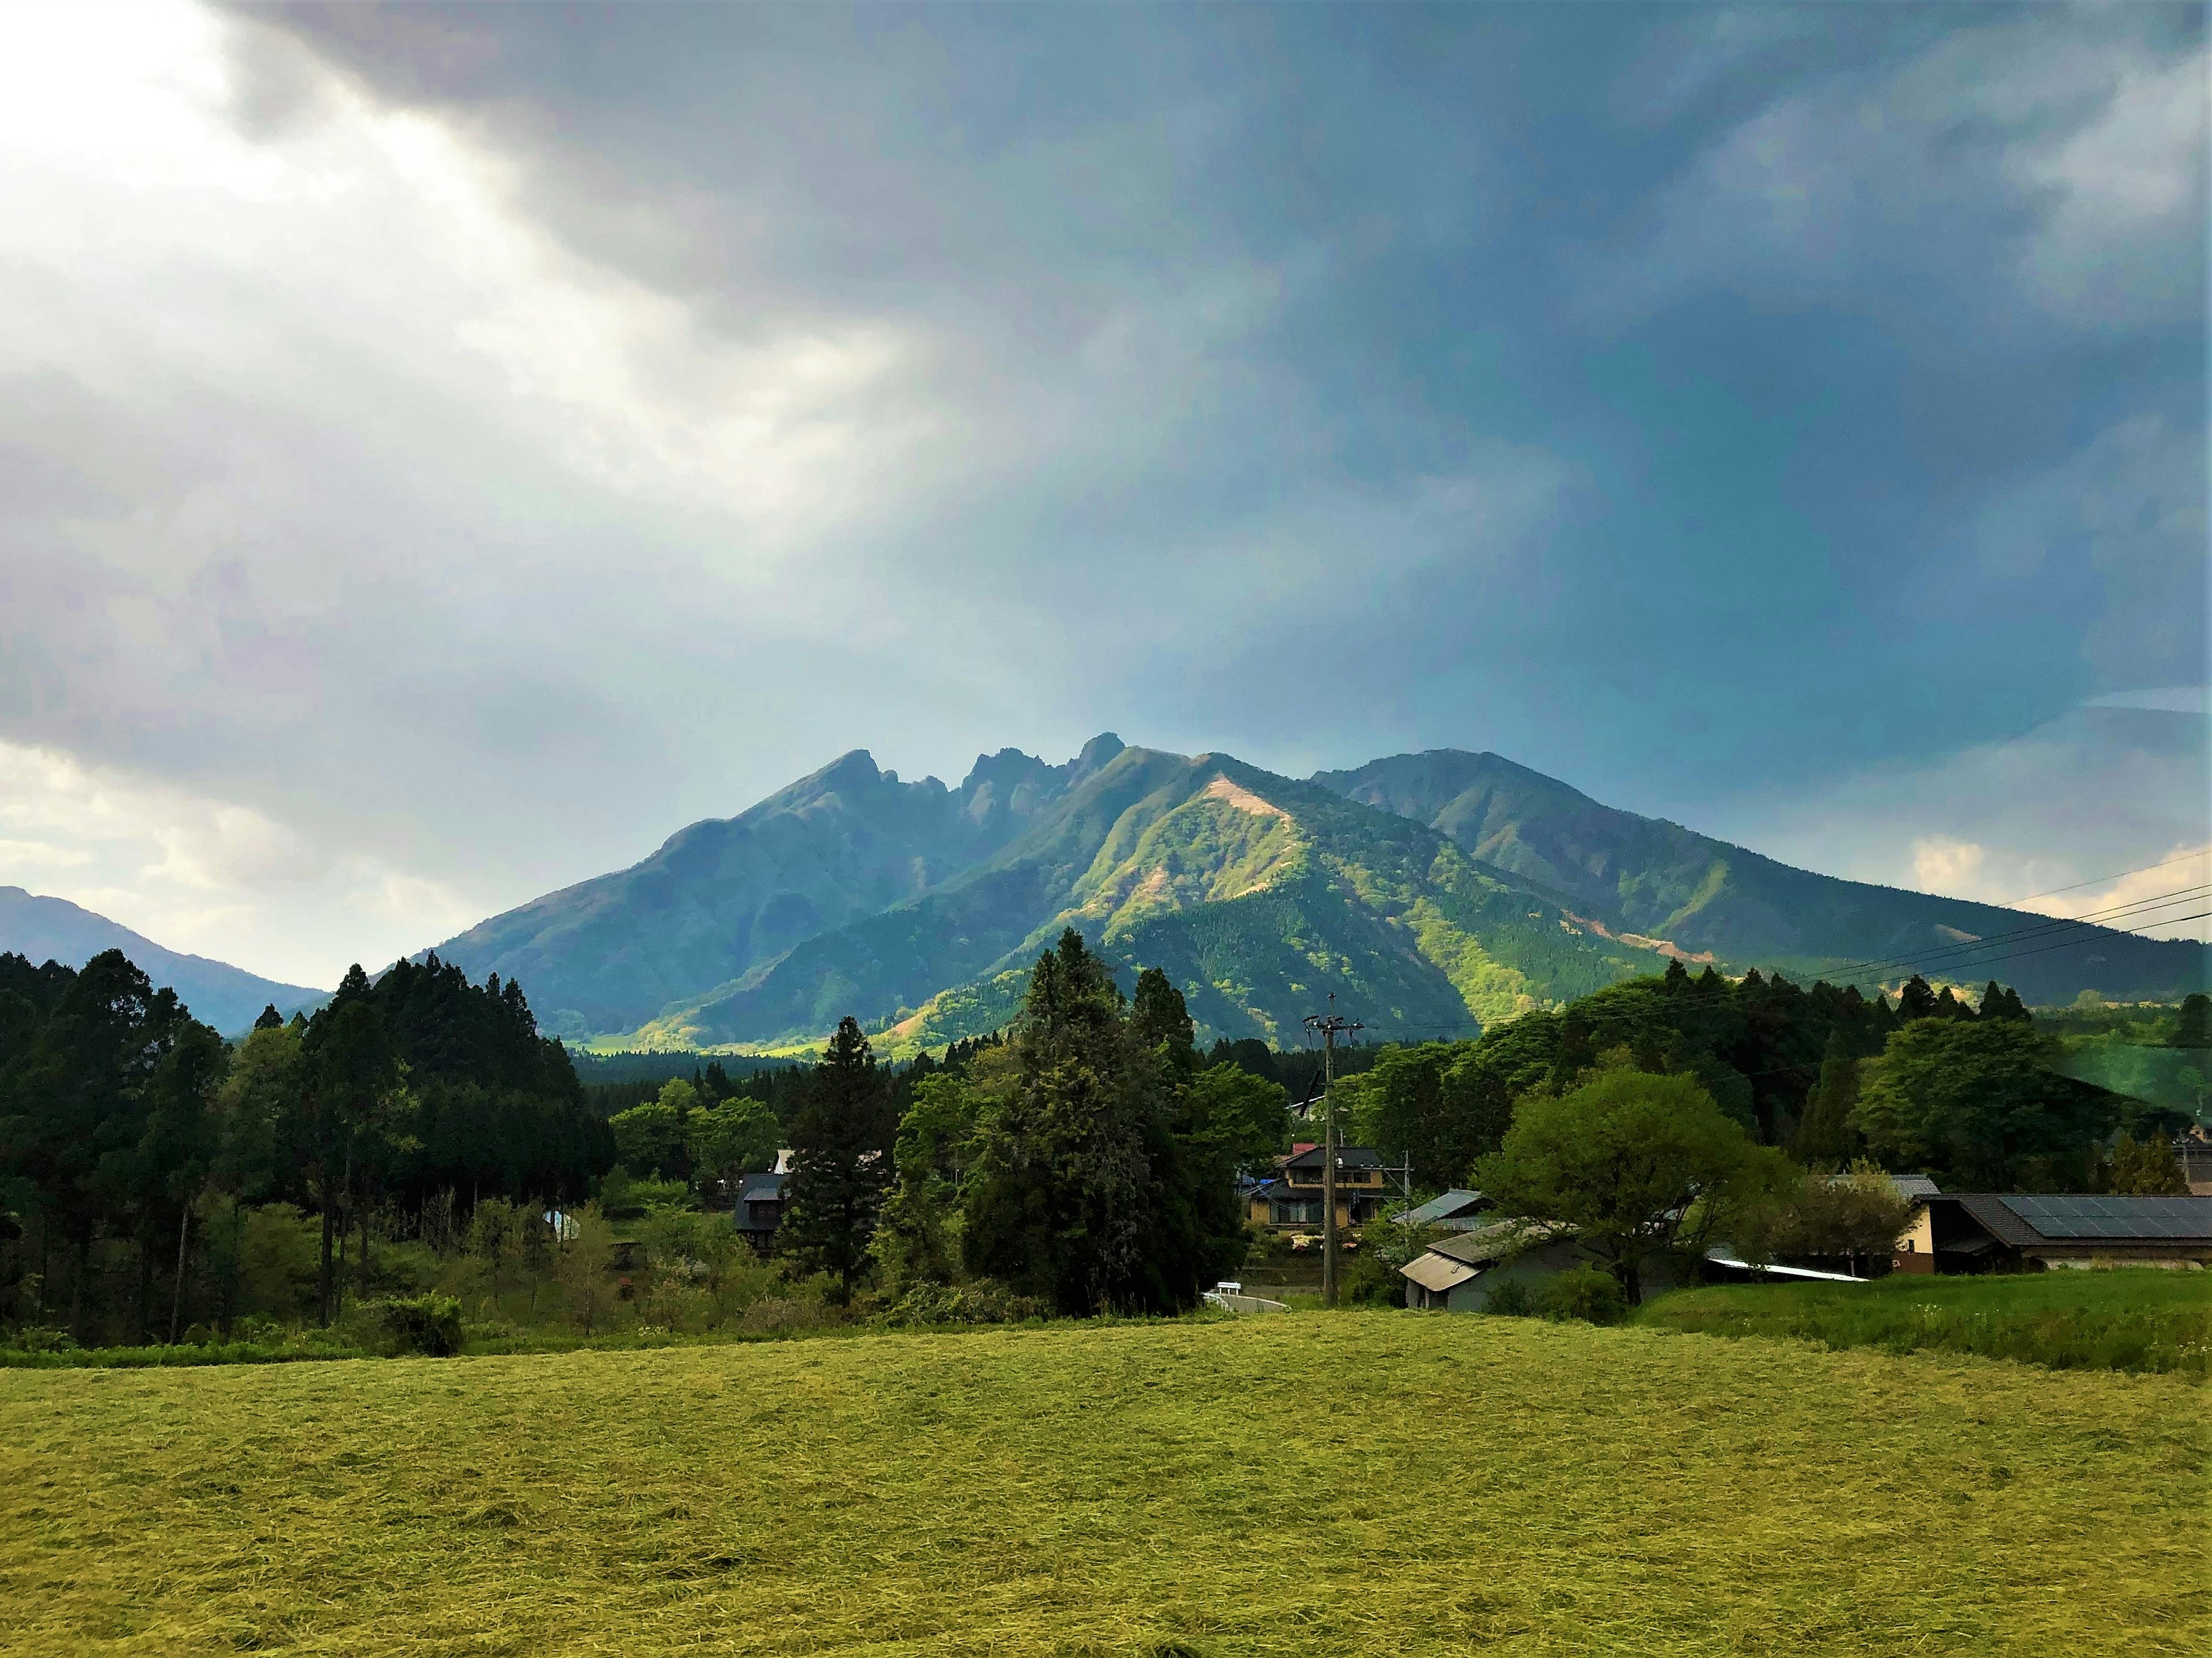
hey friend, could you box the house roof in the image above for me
[1890,1174,1942,1200]
[737,1171,788,1203]
[1279,1143,1381,1171]
[1427,1219,1569,1267]
[1939,1192,2212,1247]
[1398,1189,1487,1226]
[1400,1253,1482,1294]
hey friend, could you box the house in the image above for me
[2177,1133,2212,1197]
[1892,1192,2212,1274]
[1247,1143,1388,1232]
[732,1170,790,1253]
[1399,1220,1582,1311]
[1394,1189,1491,1232]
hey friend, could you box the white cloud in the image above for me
[1705,705,2211,943]
[0,737,479,986]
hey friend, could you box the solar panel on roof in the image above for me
[1997,1194,2212,1240]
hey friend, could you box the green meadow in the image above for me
[1635,1267,2212,1376]
[3,1314,2203,1657]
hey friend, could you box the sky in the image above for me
[0,1,2204,990]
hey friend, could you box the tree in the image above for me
[873,1071,983,1287]
[779,1018,896,1299]
[2105,1131,2188,1196]
[1131,967,1198,1083]
[687,1095,782,1202]
[1343,1041,1513,1190]
[554,1203,620,1335]
[1474,1070,1787,1304]
[963,930,1241,1314]
[1853,1018,2120,1190]
[0,951,205,1340]
[609,1080,695,1181]
[1792,1030,1861,1166]
[291,966,407,1326]
[2175,993,2211,1051]
[1895,976,1940,1023]
[1739,1160,1914,1277]
[1179,1063,1289,1178]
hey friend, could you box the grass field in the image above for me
[1,1314,2203,1657]
[1635,1268,2212,1376]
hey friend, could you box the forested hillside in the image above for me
[1315,749,2205,1004]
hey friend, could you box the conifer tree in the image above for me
[779,1017,896,1299]
[1793,1030,1861,1166]
[1896,976,1939,1023]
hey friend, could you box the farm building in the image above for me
[1399,1221,1582,1312]
[1892,1193,2212,1274]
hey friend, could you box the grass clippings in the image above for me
[1,1312,2203,1655]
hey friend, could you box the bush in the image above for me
[359,1295,465,1357]
[1482,1279,1536,1316]
[872,1281,1049,1327]
[1539,1267,1627,1326]
[6,1326,76,1353]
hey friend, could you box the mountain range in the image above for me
[0,887,328,1034]
[423,738,2206,1051]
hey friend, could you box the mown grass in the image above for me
[2,1314,2204,1656]
[1635,1267,2212,1376]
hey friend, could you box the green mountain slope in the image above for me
[632,749,1664,1050]
[1312,749,2207,1003]
[430,737,1127,1036]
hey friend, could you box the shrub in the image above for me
[738,1295,835,1337]
[1482,1279,1536,1317]
[6,1325,75,1353]
[873,1281,1049,1327]
[1540,1266,1627,1325]
[359,1295,465,1357]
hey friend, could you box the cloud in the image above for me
[0,2,2199,980]
[1707,705,2211,943]
[0,737,479,985]
[1597,16,2207,332]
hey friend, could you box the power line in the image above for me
[1805,884,2210,982]
[2001,849,2212,906]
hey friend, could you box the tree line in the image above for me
[1339,962,2195,1197]
[0,950,611,1342]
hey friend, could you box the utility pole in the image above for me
[1304,994,1363,1308]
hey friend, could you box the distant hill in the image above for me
[424,737,2208,1053]
[1311,749,2205,1006]
[0,887,328,1034]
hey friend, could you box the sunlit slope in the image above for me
[1317,748,2209,1001]
[635,748,1662,1048]
[430,739,1124,1037]
[1,1317,2198,1656]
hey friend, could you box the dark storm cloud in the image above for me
[0,2,2201,978]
